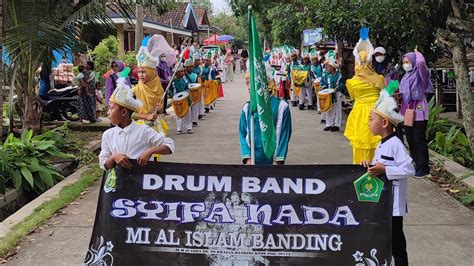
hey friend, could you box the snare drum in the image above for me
[188,83,202,105]
[172,91,190,118]
[318,88,335,112]
[203,81,213,106]
[313,79,321,94]
[210,80,219,103]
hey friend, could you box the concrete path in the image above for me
[4,72,473,265]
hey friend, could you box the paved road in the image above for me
[5,72,473,265]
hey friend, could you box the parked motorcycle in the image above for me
[40,85,80,121]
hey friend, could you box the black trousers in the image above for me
[404,121,429,173]
[393,216,408,266]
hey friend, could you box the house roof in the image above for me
[107,2,199,32]
[194,7,210,26]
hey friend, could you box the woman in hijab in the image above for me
[344,42,386,164]
[156,54,172,115]
[399,48,433,178]
[224,50,234,82]
[128,46,164,124]
[105,60,129,105]
[78,61,97,124]
[132,66,165,122]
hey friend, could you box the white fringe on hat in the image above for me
[373,90,404,125]
[136,46,159,68]
[110,77,143,112]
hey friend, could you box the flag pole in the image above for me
[250,114,255,165]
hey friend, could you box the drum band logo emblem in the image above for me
[353,173,384,203]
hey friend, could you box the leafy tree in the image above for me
[90,36,119,81]
[210,12,248,46]
[436,0,474,146]
[3,0,170,132]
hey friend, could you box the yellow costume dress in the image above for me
[344,73,384,164]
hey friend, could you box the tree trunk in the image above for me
[451,42,474,146]
[20,93,42,133]
[438,28,474,146]
[135,5,143,52]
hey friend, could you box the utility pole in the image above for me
[135,4,144,52]
[170,18,174,45]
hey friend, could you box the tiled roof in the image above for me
[154,3,189,29]
[194,7,209,26]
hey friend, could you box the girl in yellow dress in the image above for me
[344,28,386,164]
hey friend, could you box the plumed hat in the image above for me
[136,46,158,68]
[110,68,143,112]
[373,80,404,125]
[184,59,194,67]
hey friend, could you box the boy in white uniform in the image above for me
[99,77,175,170]
[362,88,415,266]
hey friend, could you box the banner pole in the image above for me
[250,114,255,165]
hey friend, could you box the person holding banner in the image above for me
[99,73,175,171]
[344,28,385,164]
[320,59,344,132]
[362,82,415,266]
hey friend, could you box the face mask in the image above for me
[159,57,166,62]
[403,63,413,72]
[375,56,385,63]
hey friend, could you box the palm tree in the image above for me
[3,0,172,132]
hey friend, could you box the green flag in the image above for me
[248,6,276,160]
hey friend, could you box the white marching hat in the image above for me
[110,77,143,112]
[136,46,158,68]
[373,90,404,125]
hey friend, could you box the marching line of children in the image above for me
[269,46,343,133]
[168,51,221,135]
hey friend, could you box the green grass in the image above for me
[0,165,102,258]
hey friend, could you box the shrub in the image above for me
[429,126,473,167]
[90,36,119,82]
[0,130,74,194]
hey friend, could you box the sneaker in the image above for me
[198,115,206,120]
[298,105,305,110]
[414,169,430,179]
[331,126,340,132]
[320,119,326,124]
[210,106,214,110]
[291,101,297,107]
[193,122,198,127]
[177,130,182,134]
[308,106,315,110]
[205,108,210,113]
[323,126,332,131]
[187,129,194,134]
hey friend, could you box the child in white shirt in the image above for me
[362,88,415,266]
[99,76,175,170]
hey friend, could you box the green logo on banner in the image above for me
[353,172,384,203]
[104,168,117,193]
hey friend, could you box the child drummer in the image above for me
[99,78,175,170]
[170,64,193,134]
[320,59,343,132]
[201,52,218,113]
[184,59,200,127]
[361,86,415,266]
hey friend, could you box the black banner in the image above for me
[85,162,392,265]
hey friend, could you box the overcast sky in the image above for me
[210,0,231,14]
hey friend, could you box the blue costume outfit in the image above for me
[239,96,292,165]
